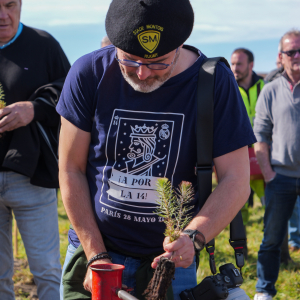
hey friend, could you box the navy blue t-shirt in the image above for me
[57,45,256,255]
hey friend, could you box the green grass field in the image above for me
[13,190,300,299]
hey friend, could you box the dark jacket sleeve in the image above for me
[32,41,71,125]
[31,78,67,127]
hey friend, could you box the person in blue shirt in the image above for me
[56,0,256,299]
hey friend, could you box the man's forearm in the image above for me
[254,142,275,182]
[59,170,106,260]
[186,173,249,242]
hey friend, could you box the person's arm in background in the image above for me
[254,142,276,182]
[58,117,111,292]
[152,146,250,268]
[253,87,275,183]
[0,38,70,134]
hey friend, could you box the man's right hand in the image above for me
[152,234,195,269]
[264,170,276,183]
[83,258,112,293]
[0,102,34,133]
[254,142,276,183]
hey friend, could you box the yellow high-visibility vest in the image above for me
[239,78,264,127]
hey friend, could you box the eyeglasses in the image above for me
[115,48,178,70]
[281,48,300,58]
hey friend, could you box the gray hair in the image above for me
[101,36,112,48]
[279,29,300,52]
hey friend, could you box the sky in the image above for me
[21,0,299,73]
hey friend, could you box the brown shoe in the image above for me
[290,246,300,252]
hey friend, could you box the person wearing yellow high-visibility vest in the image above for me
[231,48,264,127]
[231,48,265,255]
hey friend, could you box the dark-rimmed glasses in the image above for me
[281,48,300,58]
[115,48,178,70]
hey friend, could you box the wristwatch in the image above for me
[183,229,206,251]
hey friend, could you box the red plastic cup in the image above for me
[90,263,125,300]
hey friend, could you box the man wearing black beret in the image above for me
[57,0,256,299]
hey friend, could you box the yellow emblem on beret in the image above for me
[138,30,160,53]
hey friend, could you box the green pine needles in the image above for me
[0,83,5,108]
[156,178,194,242]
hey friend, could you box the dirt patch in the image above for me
[144,257,175,300]
[13,259,38,300]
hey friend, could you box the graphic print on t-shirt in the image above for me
[99,109,184,215]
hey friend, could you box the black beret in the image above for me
[105,0,194,59]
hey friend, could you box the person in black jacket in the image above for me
[0,0,70,299]
[264,56,284,83]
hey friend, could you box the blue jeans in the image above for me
[60,244,197,300]
[0,171,61,300]
[288,196,300,248]
[256,173,300,296]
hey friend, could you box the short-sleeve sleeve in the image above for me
[212,62,256,158]
[56,53,96,132]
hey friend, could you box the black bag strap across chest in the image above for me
[196,57,246,272]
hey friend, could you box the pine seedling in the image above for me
[156,178,194,242]
[0,84,6,138]
[0,83,5,108]
[174,181,195,235]
[145,179,195,300]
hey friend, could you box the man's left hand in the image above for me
[152,233,195,269]
[0,102,34,133]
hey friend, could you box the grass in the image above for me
[12,188,300,299]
